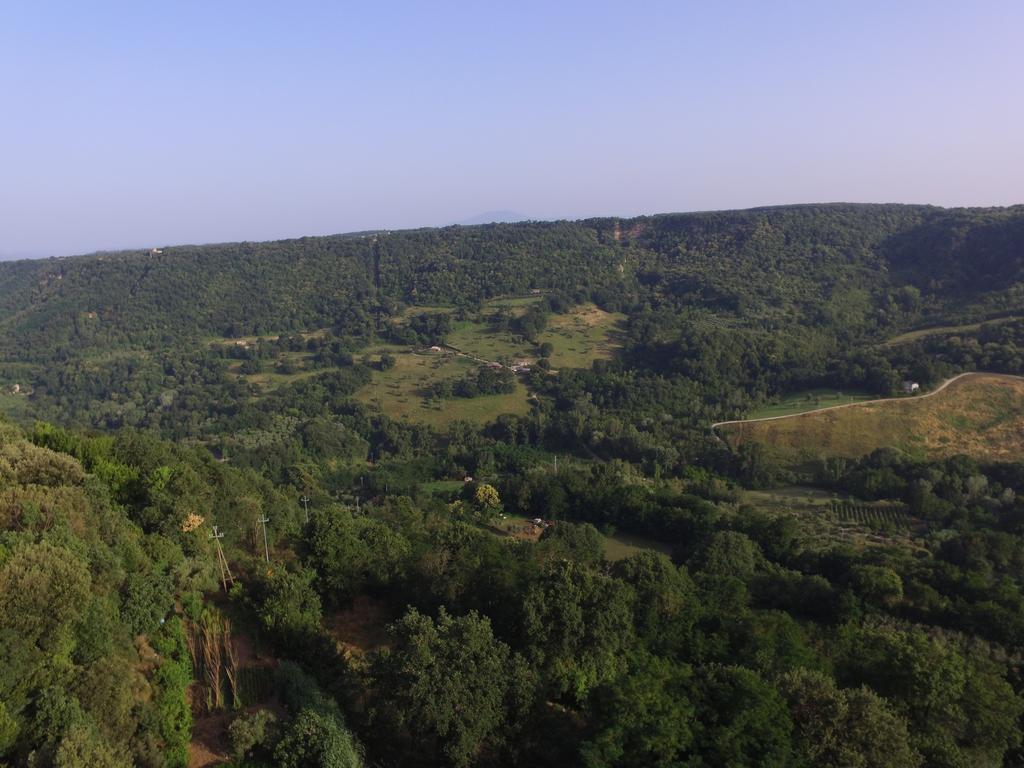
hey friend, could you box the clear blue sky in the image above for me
[2,1,1022,257]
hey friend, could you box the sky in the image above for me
[1,1,1022,258]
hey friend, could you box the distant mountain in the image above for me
[454,210,532,226]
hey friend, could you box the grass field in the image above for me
[489,516,674,561]
[355,346,532,428]
[419,479,466,497]
[722,373,1024,463]
[602,531,674,561]
[0,392,29,420]
[356,301,626,427]
[883,315,1022,346]
[220,297,626,426]
[747,388,874,419]
[484,295,544,309]
[536,304,625,369]
[446,319,528,361]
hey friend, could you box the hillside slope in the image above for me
[1,204,1022,362]
[721,373,1024,463]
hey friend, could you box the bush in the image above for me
[229,709,277,761]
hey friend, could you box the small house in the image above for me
[902,381,920,394]
[430,345,442,352]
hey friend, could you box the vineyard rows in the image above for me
[831,503,909,528]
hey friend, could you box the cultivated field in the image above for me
[721,373,1024,463]
[741,487,926,550]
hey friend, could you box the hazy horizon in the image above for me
[2,1,1022,258]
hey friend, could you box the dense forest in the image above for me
[2,203,1024,767]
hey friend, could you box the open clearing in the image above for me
[747,388,875,419]
[721,373,1024,463]
[490,516,673,560]
[356,346,532,428]
[0,391,28,420]
[220,299,625,427]
[602,530,674,561]
[741,486,926,550]
[883,315,1022,347]
[356,302,624,427]
[535,304,625,369]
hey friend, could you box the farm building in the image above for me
[902,381,920,394]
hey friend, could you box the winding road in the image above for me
[710,372,1021,439]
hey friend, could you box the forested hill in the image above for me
[1,203,1023,360]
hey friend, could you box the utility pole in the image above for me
[300,495,310,524]
[209,526,234,591]
[258,514,271,563]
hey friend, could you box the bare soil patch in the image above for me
[327,595,395,656]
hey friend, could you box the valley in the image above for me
[3,205,1024,768]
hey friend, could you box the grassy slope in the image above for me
[536,304,625,369]
[883,315,1023,347]
[722,373,1024,463]
[747,389,875,419]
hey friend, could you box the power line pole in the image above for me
[209,526,234,591]
[300,495,310,524]
[258,514,271,563]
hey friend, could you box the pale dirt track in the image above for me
[711,372,1024,436]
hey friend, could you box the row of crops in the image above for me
[831,502,910,529]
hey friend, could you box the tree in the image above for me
[0,542,91,648]
[779,668,921,768]
[522,561,635,702]
[849,565,904,608]
[370,607,533,767]
[697,531,762,581]
[304,509,410,604]
[55,723,131,768]
[229,709,277,761]
[581,651,696,768]
[689,664,795,767]
[611,552,698,650]
[538,521,605,567]
[254,567,322,639]
[274,708,362,768]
